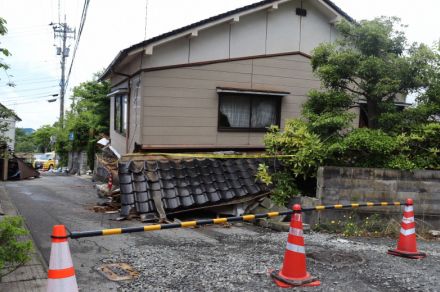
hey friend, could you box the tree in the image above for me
[0,17,15,147]
[33,125,56,153]
[311,17,435,129]
[59,73,110,169]
[0,17,11,73]
[259,17,440,205]
[14,128,36,152]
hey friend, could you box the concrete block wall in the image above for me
[316,166,440,217]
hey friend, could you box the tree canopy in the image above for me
[311,17,435,129]
[260,17,440,205]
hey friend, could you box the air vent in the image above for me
[296,8,307,17]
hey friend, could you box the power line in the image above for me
[0,79,58,87]
[64,0,90,96]
[0,85,58,93]
[1,91,59,100]
[3,94,59,106]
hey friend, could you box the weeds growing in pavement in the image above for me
[313,212,400,237]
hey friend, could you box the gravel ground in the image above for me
[102,224,440,292]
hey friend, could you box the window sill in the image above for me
[217,127,271,133]
[114,130,126,137]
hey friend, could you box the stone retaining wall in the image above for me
[316,166,440,218]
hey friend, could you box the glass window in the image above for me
[114,95,128,135]
[218,93,281,131]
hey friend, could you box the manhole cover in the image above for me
[97,263,139,281]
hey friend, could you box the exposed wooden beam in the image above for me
[268,3,279,11]
[188,30,198,38]
[230,16,240,24]
[144,46,153,55]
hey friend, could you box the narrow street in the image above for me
[5,175,440,291]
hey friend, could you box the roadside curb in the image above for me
[0,182,48,291]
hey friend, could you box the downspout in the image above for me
[111,69,131,154]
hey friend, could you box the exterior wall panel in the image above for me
[266,0,301,53]
[230,10,267,58]
[140,55,319,147]
[189,23,230,63]
[300,1,332,54]
[109,95,126,155]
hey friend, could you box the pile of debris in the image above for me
[94,152,282,222]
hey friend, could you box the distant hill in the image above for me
[20,128,35,135]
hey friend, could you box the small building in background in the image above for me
[0,103,21,152]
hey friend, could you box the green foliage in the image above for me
[262,19,440,206]
[270,172,300,206]
[313,213,398,237]
[0,16,11,72]
[30,74,110,167]
[33,125,56,153]
[303,90,355,139]
[0,216,33,279]
[311,17,435,129]
[264,120,325,178]
[59,75,110,168]
[328,128,400,168]
[259,120,324,205]
[14,128,36,152]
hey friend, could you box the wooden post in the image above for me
[2,148,8,181]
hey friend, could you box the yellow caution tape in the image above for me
[122,152,295,159]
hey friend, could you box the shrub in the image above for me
[0,216,33,280]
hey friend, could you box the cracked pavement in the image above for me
[6,175,440,291]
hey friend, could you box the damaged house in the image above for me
[100,0,354,219]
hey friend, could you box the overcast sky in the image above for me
[1,0,439,129]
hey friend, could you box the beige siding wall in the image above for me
[109,95,126,155]
[140,54,321,147]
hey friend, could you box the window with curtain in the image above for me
[114,94,128,135]
[218,93,281,131]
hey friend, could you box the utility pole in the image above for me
[51,17,75,127]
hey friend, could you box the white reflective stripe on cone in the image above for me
[402,216,414,224]
[49,242,74,270]
[289,227,303,237]
[404,206,414,212]
[286,242,305,254]
[47,276,78,292]
[400,228,416,236]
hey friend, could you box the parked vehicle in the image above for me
[33,152,57,170]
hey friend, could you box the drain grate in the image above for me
[97,263,139,282]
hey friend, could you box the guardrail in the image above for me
[69,201,403,239]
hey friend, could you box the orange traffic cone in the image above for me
[388,198,426,259]
[270,204,320,288]
[47,225,79,292]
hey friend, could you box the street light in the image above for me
[47,94,59,103]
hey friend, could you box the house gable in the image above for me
[102,0,352,81]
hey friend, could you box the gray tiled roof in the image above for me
[118,158,274,217]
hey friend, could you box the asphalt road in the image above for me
[5,174,440,291]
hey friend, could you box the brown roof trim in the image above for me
[135,143,265,153]
[109,51,311,89]
[100,0,351,81]
[217,86,290,95]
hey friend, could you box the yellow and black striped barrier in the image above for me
[69,201,403,239]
